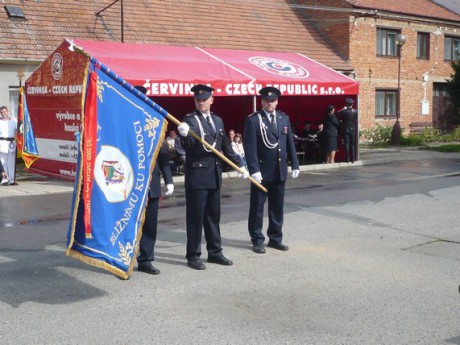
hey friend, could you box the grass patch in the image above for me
[418,144,460,153]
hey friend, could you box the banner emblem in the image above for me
[95,146,134,202]
[249,56,309,79]
[51,53,64,80]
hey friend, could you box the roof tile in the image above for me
[0,0,352,70]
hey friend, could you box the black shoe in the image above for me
[207,254,233,266]
[252,243,266,254]
[137,264,160,275]
[267,241,289,251]
[188,259,206,270]
[1,182,8,186]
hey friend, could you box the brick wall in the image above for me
[350,17,456,132]
[299,1,458,133]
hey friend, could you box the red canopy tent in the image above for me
[26,39,359,180]
[70,39,358,98]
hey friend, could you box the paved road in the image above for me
[0,148,459,345]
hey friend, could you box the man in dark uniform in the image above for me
[338,98,358,163]
[177,84,247,270]
[137,143,174,275]
[135,86,175,275]
[243,86,300,254]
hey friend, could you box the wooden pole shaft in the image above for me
[166,114,267,193]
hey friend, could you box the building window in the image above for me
[444,36,460,61]
[376,28,400,56]
[433,83,448,97]
[9,87,19,121]
[375,90,397,117]
[417,32,430,59]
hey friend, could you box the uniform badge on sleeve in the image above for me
[283,126,288,134]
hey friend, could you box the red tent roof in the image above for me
[72,39,359,97]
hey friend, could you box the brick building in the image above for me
[1,0,459,134]
[299,0,460,132]
[0,0,352,118]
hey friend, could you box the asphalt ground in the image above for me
[1,146,459,345]
[0,147,438,198]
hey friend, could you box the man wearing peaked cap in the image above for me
[176,84,246,270]
[190,84,214,100]
[259,86,281,101]
[242,86,299,254]
[337,97,358,163]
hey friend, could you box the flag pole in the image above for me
[72,44,267,193]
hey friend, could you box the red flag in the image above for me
[82,71,99,239]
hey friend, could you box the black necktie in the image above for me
[270,113,277,130]
[206,115,215,133]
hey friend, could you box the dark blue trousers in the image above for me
[248,181,285,245]
[185,188,222,261]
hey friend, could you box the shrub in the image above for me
[359,124,392,145]
[440,126,460,142]
[400,135,424,146]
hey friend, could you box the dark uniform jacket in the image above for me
[243,109,299,182]
[182,110,242,189]
[149,144,173,198]
[323,113,341,137]
[339,107,358,135]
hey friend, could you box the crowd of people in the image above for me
[0,106,17,186]
[293,99,358,164]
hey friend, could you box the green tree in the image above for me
[445,60,460,125]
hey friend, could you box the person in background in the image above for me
[232,132,246,167]
[338,98,358,163]
[177,84,247,270]
[316,122,327,163]
[0,106,17,185]
[228,129,236,142]
[165,130,186,175]
[243,86,299,254]
[165,130,178,161]
[301,121,315,138]
[323,105,341,164]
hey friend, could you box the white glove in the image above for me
[292,169,300,179]
[251,172,263,183]
[177,122,190,137]
[238,167,249,179]
[165,184,174,196]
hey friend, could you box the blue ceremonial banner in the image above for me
[17,86,39,168]
[66,60,167,279]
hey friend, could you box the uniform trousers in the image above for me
[344,132,356,162]
[137,196,159,265]
[0,150,15,184]
[185,188,222,261]
[248,181,285,245]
